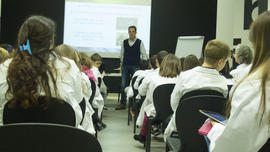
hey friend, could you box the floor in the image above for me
[98,93,165,152]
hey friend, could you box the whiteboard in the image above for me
[175,36,204,58]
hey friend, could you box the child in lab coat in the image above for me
[0,16,83,127]
[136,51,168,127]
[55,44,96,135]
[208,11,270,152]
[164,39,230,141]
[134,54,182,143]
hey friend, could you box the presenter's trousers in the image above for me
[120,64,138,105]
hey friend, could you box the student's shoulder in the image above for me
[0,58,12,69]
[179,67,198,77]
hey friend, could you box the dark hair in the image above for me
[157,50,169,65]
[91,53,102,62]
[128,25,137,32]
[183,54,200,71]
[226,11,270,125]
[198,57,204,65]
[139,60,148,70]
[159,54,181,77]
[180,57,185,70]
[6,16,60,109]
[150,55,157,69]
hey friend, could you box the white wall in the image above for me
[216,0,270,49]
[216,0,233,48]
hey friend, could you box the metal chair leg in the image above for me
[146,117,153,152]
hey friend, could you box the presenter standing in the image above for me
[115,25,147,110]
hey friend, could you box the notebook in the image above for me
[199,109,226,126]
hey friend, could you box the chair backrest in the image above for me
[176,95,226,152]
[89,78,97,105]
[0,123,102,152]
[181,89,224,100]
[259,139,270,152]
[138,78,144,87]
[79,98,86,125]
[3,97,76,127]
[131,76,138,97]
[153,83,175,121]
[97,77,102,88]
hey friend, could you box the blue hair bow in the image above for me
[19,39,32,55]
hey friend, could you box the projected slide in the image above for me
[64,0,151,57]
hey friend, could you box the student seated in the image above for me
[55,44,95,135]
[0,48,10,64]
[136,51,168,127]
[207,11,270,152]
[230,44,253,83]
[0,16,83,127]
[133,55,157,91]
[134,54,181,143]
[90,53,107,104]
[126,59,149,100]
[164,39,230,141]
[79,52,97,82]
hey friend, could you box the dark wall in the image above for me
[1,0,65,46]
[150,0,217,56]
[1,0,217,56]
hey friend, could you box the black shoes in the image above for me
[96,121,107,131]
[115,104,126,110]
[134,134,146,143]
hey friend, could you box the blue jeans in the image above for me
[120,64,138,105]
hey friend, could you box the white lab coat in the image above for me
[126,69,149,100]
[208,68,270,152]
[136,68,160,126]
[134,69,153,90]
[143,75,178,117]
[80,72,96,135]
[138,68,160,97]
[170,66,228,112]
[90,66,104,119]
[164,66,228,141]
[0,56,83,127]
[230,64,251,83]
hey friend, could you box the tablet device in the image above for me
[199,109,226,126]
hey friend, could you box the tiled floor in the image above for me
[98,93,165,152]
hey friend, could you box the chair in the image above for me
[89,78,97,105]
[0,123,102,152]
[98,77,102,88]
[175,95,226,152]
[145,83,175,152]
[133,78,145,133]
[3,96,76,127]
[128,76,138,126]
[89,78,99,137]
[79,98,86,125]
[259,139,270,152]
